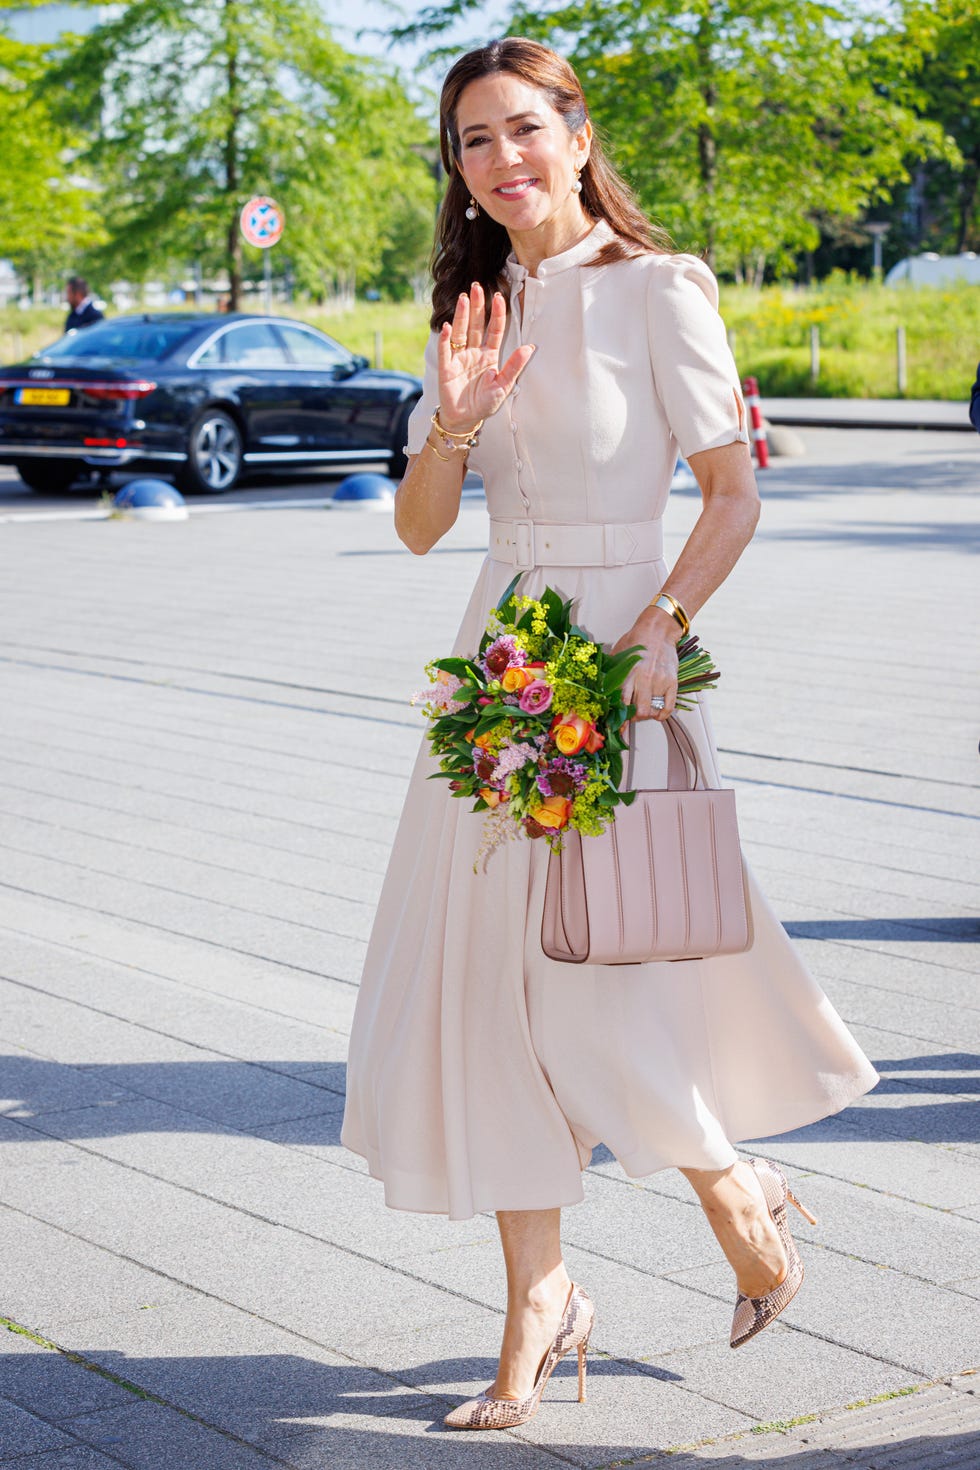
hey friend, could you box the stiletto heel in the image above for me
[786,1187,818,1226]
[444,1283,595,1430]
[730,1159,816,1349]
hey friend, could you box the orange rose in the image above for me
[528,794,571,830]
[479,787,508,808]
[474,730,497,750]
[500,662,547,693]
[550,713,596,756]
[501,666,534,693]
[584,725,605,754]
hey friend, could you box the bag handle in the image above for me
[624,716,707,793]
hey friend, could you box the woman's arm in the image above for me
[615,439,761,721]
[395,284,534,555]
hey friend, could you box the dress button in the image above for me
[511,422,518,433]
[515,459,523,470]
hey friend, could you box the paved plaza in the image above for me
[0,427,978,1467]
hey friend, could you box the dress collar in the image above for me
[504,218,615,284]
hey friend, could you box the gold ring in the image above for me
[450,338,466,352]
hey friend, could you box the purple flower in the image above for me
[482,635,526,678]
[537,756,587,799]
[518,680,553,715]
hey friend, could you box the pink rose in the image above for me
[518,679,553,715]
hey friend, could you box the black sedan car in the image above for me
[0,313,422,493]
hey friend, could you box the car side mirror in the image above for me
[353,355,370,372]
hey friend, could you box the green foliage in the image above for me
[398,0,949,277]
[723,278,980,399]
[901,0,980,252]
[41,0,436,303]
[0,3,105,281]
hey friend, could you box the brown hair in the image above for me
[431,37,673,330]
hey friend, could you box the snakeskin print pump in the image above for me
[730,1158,818,1349]
[443,1282,595,1430]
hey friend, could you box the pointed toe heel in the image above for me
[730,1158,817,1350]
[443,1283,594,1430]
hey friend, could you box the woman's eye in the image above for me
[517,125,540,134]
[465,136,490,147]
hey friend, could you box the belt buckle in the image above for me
[513,520,534,571]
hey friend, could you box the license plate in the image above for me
[14,387,71,406]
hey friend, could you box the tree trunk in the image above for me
[224,0,243,310]
[955,165,979,254]
[695,14,717,272]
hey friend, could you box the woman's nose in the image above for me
[491,135,522,168]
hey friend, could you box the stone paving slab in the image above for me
[644,1375,980,1466]
[1,429,978,1467]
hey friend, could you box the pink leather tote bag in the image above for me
[541,718,751,965]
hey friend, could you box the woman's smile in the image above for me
[494,178,539,199]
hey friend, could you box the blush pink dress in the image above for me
[341,220,878,1220]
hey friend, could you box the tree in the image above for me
[44,0,436,306]
[902,0,980,253]
[400,0,947,279]
[0,4,104,293]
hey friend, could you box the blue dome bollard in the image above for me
[112,479,188,521]
[331,473,396,511]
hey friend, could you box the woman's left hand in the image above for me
[613,609,679,723]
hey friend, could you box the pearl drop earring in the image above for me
[465,196,479,220]
[572,169,583,194]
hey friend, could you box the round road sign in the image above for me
[240,196,284,248]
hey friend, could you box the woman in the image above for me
[341,37,877,1431]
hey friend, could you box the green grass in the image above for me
[721,277,979,400]
[4,276,977,399]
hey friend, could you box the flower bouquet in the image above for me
[414,575,719,863]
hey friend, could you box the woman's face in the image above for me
[454,73,590,235]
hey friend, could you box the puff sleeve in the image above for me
[646,255,749,460]
[403,330,440,456]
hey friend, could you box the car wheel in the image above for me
[15,459,86,494]
[177,409,243,494]
[389,398,419,481]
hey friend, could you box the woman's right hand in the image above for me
[437,282,535,432]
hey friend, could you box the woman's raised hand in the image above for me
[437,283,535,432]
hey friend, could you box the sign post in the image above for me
[240,196,285,312]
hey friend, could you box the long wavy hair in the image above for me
[431,37,673,330]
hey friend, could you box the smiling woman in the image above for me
[341,34,878,1437]
[429,37,673,329]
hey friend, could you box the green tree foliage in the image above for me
[0,3,104,290]
[44,0,436,305]
[902,0,980,252]
[403,0,948,279]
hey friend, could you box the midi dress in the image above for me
[341,219,878,1221]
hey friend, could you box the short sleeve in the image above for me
[646,255,749,460]
[404,330,440,456]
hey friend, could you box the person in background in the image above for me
[970,362,979,431]
[64,277,104,333]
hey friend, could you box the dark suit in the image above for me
[65,300,104,332]
[971,362,980,433]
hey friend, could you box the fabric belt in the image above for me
[488,518,664,571]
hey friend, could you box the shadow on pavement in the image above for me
[0,1345,975,1466]
[2,1052,978,1149]
[784,917,979,941]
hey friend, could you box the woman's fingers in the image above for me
[468,282,485,349]
[483,291,507,356]
[494,343,536,396]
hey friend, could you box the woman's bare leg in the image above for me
[491,1208,572,1399]
[682,1159,788,1297]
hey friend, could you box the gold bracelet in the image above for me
[432,406,483,450]
[424,433,450,463]
[649,592,690,636]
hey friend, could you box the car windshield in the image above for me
[35,320,200,363]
